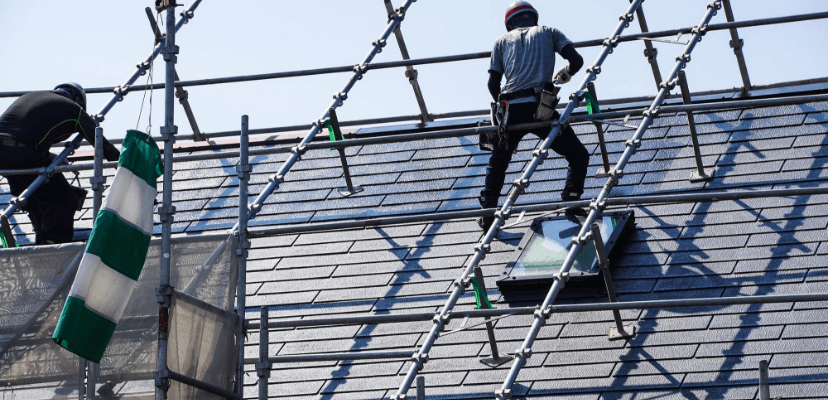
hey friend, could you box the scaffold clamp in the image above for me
[534,306,553,320]
[586,66,602,75]
[255,361,272,378]
[153,369,171,391]
[390,394,407,400]
[514,348,532,359]
[475,243,491,254]
[236,164,251,180]
[411,352,429,366]
[553,272,570,283]
[494,388,512,400]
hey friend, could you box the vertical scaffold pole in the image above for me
[92,127,105,221]
[155,3,179,399]
[236,116,251,396]
[256,307,270,400]
[496,3,722,396]
[391,2,647,399]
[758,360,770,400]
[721,0,752,94]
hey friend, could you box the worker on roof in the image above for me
[479,1,589,231]
[0,83,120,245]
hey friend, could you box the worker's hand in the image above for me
[103,143,121,162]
[554,66,572,84]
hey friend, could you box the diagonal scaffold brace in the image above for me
[389,1,649,399]
[496,2,722,398]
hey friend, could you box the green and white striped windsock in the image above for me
[53,130,163,363]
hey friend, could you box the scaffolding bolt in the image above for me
[180,10,194,19]
[553,271,570,283]
[373,39,387,50]
[249,203,263,214]
[411,352,429,365]
[475,243,491,254]
[659,78,678,91]
[153,370,171,391]
[708,1,722,10]
[602,36,619,50]
[390,395,407,400]
[174,89,188,100]
[730,38,744,50]
[10,197,25,208]
[291,145,307,156]
[620,12,634,22]
[404,69,419,80]
[532,148,548,159]
[569,92,584,102]
[334,92,348,101]
[155,286,174,305]
[113,86,128,101]
[453,278,470,293]
[255,361,272,379]
[494,389,512,400]
[494,207,511,220]
[586,66,602,76]
[676,54,692,64]
[534,307,552,320]
[644,47,658,62]
[625,138,642,149]
[236,164,251,180]
[513,178,530,189]
[160,125,178,140]
[642,108,660,118]
[514,348,532,359]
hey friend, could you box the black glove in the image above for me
[103,143,121,162]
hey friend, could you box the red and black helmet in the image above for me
[505,1,539,31]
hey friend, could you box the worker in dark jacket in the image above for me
[0,83,120,244]
[479,1,590,231]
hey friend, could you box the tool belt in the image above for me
[0,134,32,149]
[480,101,511,152]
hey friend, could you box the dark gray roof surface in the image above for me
[2,94,828,399]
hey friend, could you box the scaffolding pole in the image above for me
[14,87,828,180]
[4,10,822,100]
[721,0,752,94]
[235,116,251,396]
[155,3,179,399]
[389,2,647,399]
[241,0,417,228]
[631,1,663,89]
[384,0,431,122]
[247,292,828,330]
[497,3,722,397]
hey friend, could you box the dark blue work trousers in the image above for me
[0,146,77,243]
[482,102,589,202]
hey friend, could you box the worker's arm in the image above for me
[78,111,120,161]
[554,44,584,84]
[488,71,503,101]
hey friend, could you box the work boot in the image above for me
[561,191,587,218]
[477,193,499,232]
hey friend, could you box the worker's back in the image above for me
[490,26,572,101]
[0,92,95,152]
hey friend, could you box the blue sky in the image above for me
[1,1,826,141]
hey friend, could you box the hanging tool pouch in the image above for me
[480,101,510,152]
[534,82,561,121]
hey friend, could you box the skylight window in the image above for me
[497,211,635,294]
